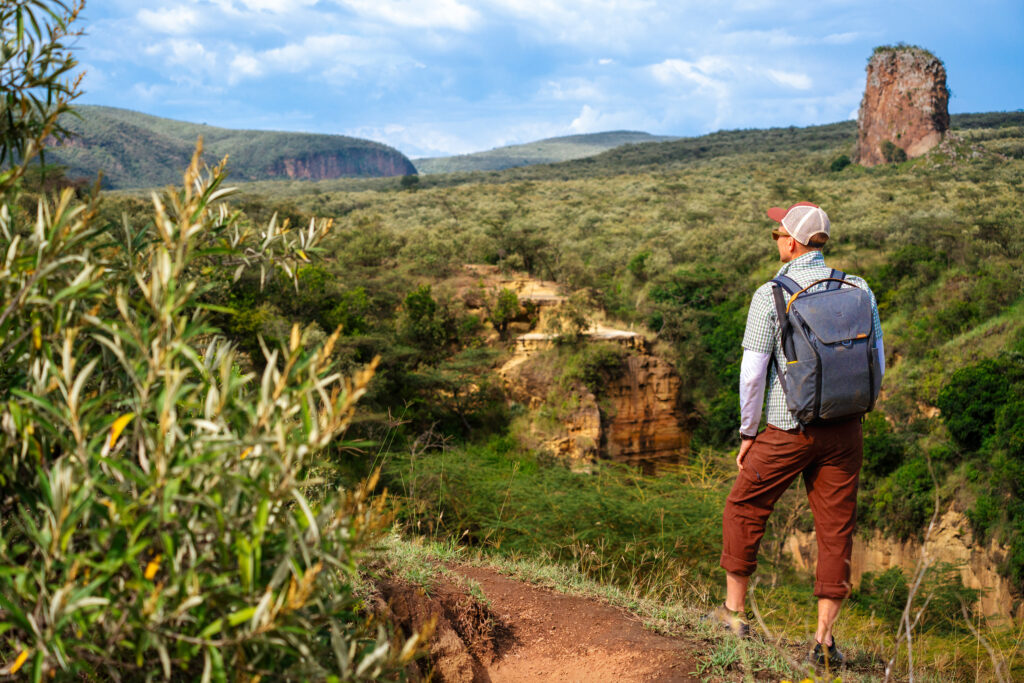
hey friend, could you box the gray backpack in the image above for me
[771,270,882,425]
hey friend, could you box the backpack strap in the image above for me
[826,269,846,290]
[770,278,798,361]
[769,280,795,400]
[772,274,801,295]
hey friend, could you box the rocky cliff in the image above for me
[501,332,689,471]
[263,149,415,180]
[448,265,690,470]
[854,46,949,167]
[785,509,1020,621]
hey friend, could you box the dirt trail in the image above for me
[425,564,701,682]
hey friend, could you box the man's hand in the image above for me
[736,437,755,470]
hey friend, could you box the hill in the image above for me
[413,130,677,174]
[48,105,416,188]
[478,110,1024,182]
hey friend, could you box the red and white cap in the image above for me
[766,202,830,246]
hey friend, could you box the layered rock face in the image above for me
[854,47,949,166]
[604,353,690,468]
[785,510,1019,621]
[264,149,416,180]
[501,334,689,471]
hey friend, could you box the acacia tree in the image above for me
[0,3,414,679]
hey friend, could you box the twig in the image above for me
[747,579,806,675]
[959,602,1009,683]
[883,457,942,682]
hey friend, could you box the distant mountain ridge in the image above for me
[413,130,677,174]
[50,105,416,189]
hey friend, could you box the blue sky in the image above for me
[77,1,1024,158]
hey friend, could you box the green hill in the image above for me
[413,130,677,174]
[479,111,1024,182]
[48,105,416,189]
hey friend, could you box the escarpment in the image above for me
[786,510,1020,620]
[854,46,949,167]
[263,148,416,180]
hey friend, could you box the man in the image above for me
[708,202,884,666]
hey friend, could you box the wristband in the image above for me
[739,431,757,441]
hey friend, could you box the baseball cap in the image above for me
[766,202,830,246]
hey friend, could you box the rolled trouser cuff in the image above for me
[813,580,852,600]
[720,552,757,576]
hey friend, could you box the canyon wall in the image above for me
[263,148,416,180]
[786,509,1020,621]
[501,333,688,471]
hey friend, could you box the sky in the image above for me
[76,1,1024,159]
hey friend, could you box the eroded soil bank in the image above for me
[380,564,701,682]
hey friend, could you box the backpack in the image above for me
[770,269,882,425]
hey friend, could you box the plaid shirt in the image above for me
[742,251,883,430]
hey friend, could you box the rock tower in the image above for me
[854,46,949,166]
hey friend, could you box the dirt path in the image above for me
[447,565,700,682]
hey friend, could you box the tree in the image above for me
[0,0,83,190]
[488,287,520,340]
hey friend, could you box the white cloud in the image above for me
[720,29,800,48]
[823,31,860,45]
[766,68,812,90]
[484,0,658,48]
[599,58,613,65]
[569,104,601,133]
[229,54,263,80]
[228,34,372,83]
[650,58,729,98]
[543,78,603,101]
[338,0,481,30]
[136,6,200,35]
[350,123,477,156]
[568,104,649,134]
[229,0,318,13]
[148,39,211,66]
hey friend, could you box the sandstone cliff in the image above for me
[785,509,1020,621]
[854,46,949,167]
[448,265,690,470]
[501,332,689,471]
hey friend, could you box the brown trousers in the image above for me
[720,419,863,599]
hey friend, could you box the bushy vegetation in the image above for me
[0,4,414,679]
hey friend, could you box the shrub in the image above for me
[863,457,935,539]
[881,140,908,163]
[855,567,909,622]
[0,7,407,675]
[829,154,851,172]
[936,356,1020,450]
[862,412,906,478]
[0,147,411,677]
[487,287,520,340]
[560,343,627,395]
